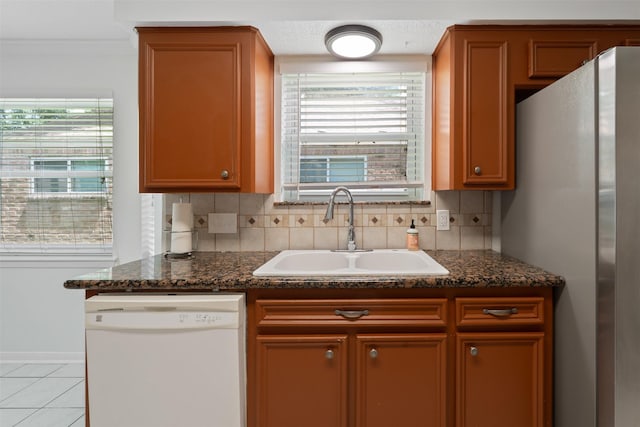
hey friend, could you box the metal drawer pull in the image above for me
[325,349,334,360]
[483,307,518,317]
[221,170,229,179]
[369,348,379,359]
[334,309,369,319]
[470,346,479,357]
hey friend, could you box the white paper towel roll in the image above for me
[171,203,193,253]
[170,231,192,254]
[171,203,193,232]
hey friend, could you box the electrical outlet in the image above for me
[436,210,450,231]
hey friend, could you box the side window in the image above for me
[0,98,113,253]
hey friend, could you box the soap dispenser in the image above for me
[406,219,419,251]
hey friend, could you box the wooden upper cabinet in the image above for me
[527,40,597,79]
[432,25,640,191]
[137,27,274,193]
[433,29,512,190]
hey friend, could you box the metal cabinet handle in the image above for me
[369,348,378,359]
[335,309,369,319]
[221,170,229,179]
[470,346,479,357]
[474,166,482,175]
[325,349,334,360]
[482,308,518,317]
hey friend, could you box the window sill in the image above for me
[274,200,432,207]
[0,252,114,269]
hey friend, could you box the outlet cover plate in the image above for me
[208,213,238,234]
[436,210,450,231]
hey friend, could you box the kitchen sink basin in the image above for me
[253,249,449,277]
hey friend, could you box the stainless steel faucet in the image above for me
[324,186,356,251]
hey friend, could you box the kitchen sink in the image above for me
[253,249,449,277]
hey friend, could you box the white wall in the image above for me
[0,39,141,361]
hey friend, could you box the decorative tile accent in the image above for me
[239,215,263,228]
[165,191,494,251]
[267,215,289,228]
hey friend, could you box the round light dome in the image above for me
[325,25,382,59]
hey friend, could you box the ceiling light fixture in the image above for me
[325,25,383,59]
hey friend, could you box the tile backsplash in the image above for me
[165,191,493,252]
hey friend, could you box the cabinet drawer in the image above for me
[455,297,544,328]
[256,299,447,329]
[528,40,597,78]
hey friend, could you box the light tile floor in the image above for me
[0,363,85,427]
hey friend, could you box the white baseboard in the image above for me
[0,352,85,363]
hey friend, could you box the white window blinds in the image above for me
[0,98,113,253]
[281,72,425,201]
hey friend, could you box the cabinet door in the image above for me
[462,39,509,186]
[356,334,447,427]
[457,332,544,427]
[256,335,348,427]
[139,33,241,191]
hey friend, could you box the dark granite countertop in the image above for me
[63,250,565,291]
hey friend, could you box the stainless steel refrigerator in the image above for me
[501,47,640,427]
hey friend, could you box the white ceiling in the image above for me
[1,0,639,55]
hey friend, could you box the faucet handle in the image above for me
[347,241,356,251]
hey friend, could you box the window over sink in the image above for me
[277,57,430,202]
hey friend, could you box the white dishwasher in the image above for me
[85,293,245,427]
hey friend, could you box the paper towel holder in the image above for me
[163,228,198,258]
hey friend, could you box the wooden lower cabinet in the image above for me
[256,335,348,427]
[248,290,553,427]
[255,333,446,427]
[355,334,447,427]
[456,333,545,427]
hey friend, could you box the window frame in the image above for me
[275,55,432,203]
[30,157,110,195]
[0,97,114,255]
[300,154,368,184]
